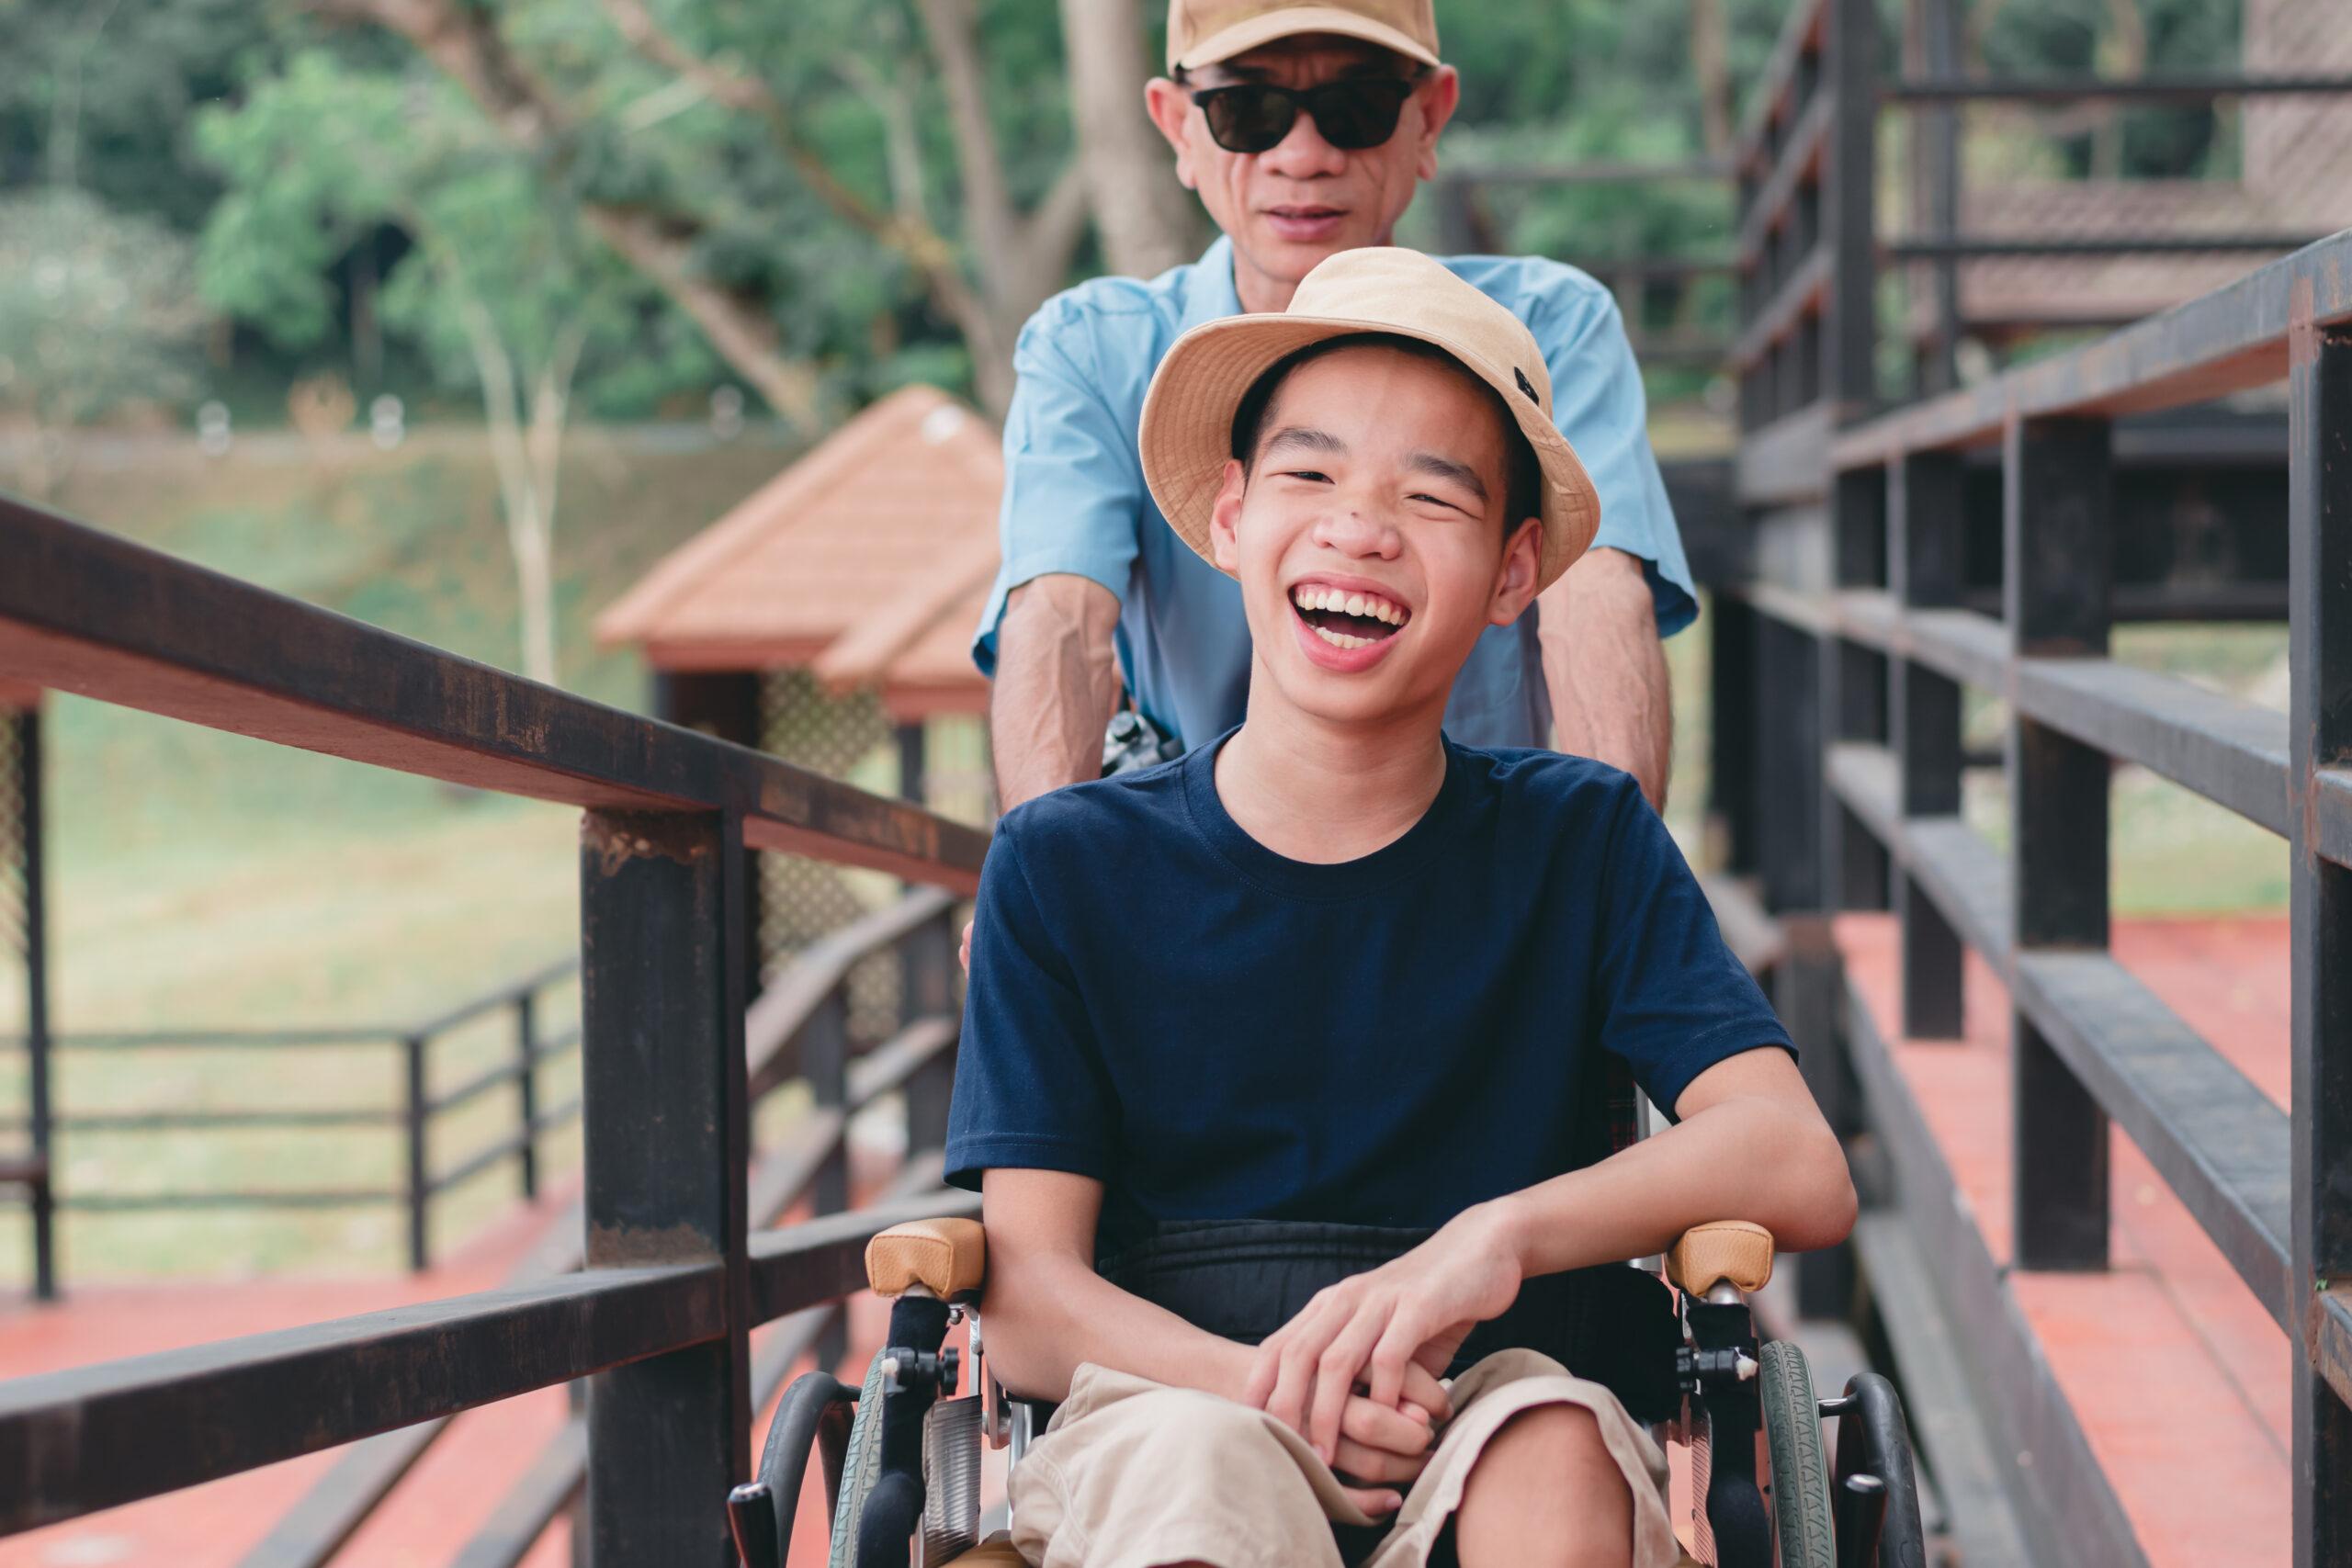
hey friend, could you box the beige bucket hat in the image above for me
[1138,247,1602,595]
[1166,0,1440,73]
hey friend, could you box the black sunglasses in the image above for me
[1186,78,1419,154]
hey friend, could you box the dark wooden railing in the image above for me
[0,493,988,1562]
[1710,222,2352,1563]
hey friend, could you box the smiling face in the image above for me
[1145,36,1459,311]
[1207,341,1543,730]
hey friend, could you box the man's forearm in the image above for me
[1538,547,1671,810]
[1487,1090,1856,1280]
[982,1253,1251,1405]
[989,574,1123,811]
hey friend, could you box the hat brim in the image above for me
[1172,7,1441,72]
[1138,314,1601,595]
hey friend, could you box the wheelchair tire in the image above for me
[828,1350,895,1568]
[1760,1339,1837,1568]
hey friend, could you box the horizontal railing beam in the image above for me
[0,500,987,891]
[404,959,578,1042]
[1734,0,1828,169]
[747,1189,979,1325]
[2312,1288,2352,1417]
[1826,742,2014,962]
[1734,402,1835,507]
[1763,591,2336,850]
[1730,246,1831,370]
[1888,73,2352,104]
[2009,952,2294,1328]
[2014,660,2292,837]
[745,886,958,1093]
[1833,229,2352,467]
[0,1261,723,1535]
[427,1027,581,1117]
[1887,234,2330,262]
[1735,92,1832,264]
[1826,739,2295,1325]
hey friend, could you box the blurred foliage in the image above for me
[0,187,205,491]
[195,52,712,417]
[0,0,2260,425]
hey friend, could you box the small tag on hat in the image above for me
[1514,367,1540,404]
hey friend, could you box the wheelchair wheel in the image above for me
[827,1350,894,1568]
[1759,1339,1836,1568]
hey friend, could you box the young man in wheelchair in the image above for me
[941,248,1858,1568]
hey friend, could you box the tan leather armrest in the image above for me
[866,1217,987,1301]
[1665,1220,1774,1297]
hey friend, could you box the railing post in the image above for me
[900,908,958,1158]
[402,1033,430,1273]
[514,991,539,1201]
[1822,0,1879,423]
[1709,594,1761,875]
[579,809,751,1564]
[17,705,55,1300]
[805,987,852,1370]
[1824,468,1889,913]
[1888,451,1967,1038]
[1758,614,1824,913]
[2287,297,2352,1567]
[2005,415,2113,1271]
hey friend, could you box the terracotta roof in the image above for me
[595,385,1002,672]
[870,581,996,722]
[0,681,41,712]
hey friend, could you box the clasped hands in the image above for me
[1227,1202,1524,1516]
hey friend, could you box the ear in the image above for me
[1144,77,1201,190]
[1413,66,1462,182]
[1487,517,1543,626]
[1207,458,1250,572]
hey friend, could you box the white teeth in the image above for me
[1312,625,1372,649]
[1292,585,1408,625]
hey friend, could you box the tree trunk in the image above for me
[1058,0,1203,277]
[1690,0,1734,160]
[452,287,566,686]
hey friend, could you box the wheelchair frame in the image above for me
[727,1224,1928,1568]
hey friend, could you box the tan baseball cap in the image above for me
[1166,0,1440,74]
[1139,247,1601,595]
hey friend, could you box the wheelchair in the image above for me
[726,1209,1927,1568]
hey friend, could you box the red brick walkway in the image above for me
[1840,911,2290,1566]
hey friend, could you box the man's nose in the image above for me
[1314,504,1400,558]
[1257,101,1349,180]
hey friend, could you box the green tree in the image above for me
[300,0,1199,417]
[199,52,709,683]
[0,187,205,498]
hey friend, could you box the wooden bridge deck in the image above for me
[1838,911,2290,1566]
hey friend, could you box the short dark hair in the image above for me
[1227,333,1542,536]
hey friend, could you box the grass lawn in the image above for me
[0,425,803,1283]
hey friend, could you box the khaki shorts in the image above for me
[1004,1348,1687,1568]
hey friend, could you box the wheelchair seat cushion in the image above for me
[1094,1217,1683,1424]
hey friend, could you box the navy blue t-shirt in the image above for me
[944,730,1792,1238]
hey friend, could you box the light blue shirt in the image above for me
[971,236,1696,752]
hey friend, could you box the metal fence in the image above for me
[2,960,579,1279]
[0,491,988,1561]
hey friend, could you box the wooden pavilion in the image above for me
[596,384,999,980]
